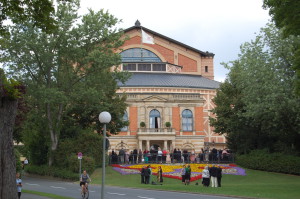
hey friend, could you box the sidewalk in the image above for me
[22,192,52,199]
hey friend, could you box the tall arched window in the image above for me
[182,109,193,131]
[149,109,161,129]
[120,111,128,131]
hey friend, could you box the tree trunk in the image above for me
[0,97,18,199]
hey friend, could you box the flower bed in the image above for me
[111,164,246,182]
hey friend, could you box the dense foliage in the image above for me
[0,0,130,166]
[236,150,300,175]
[25,165,78,180]
[210,23,300,155]
[0,0,64,35]
[263,0,300,95]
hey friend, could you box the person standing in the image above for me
[209,166,218,187]
[157,166,163,183]
[217,165,222,187]
[166,150,171,164]
[141,166,146,184]
[181,165,186,184]
[148,165,152,184]
[144,166,150,184]
[185,164,191,185]
[16,172,22,199]
[202,166,210,187]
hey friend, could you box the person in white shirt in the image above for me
[202,166,210,187]
[16,172,22,199]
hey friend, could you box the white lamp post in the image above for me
[99,111,111,199]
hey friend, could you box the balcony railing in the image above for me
[138,128,175,135]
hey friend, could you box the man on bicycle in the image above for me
[80,170,91,196]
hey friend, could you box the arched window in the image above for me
[120,48,162,62]
[120,111,128,131]
[182,109,193,131]
[149,109,161,129]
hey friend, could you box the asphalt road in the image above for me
[23,176,240,199]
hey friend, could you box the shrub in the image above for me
[140,122,146,127]
[68,155,95,174]
[236,149,300,175]
[165,122,171,128]
[14,148,22,172]
[54,130,103,168]
[25,165,78,180]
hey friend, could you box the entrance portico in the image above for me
[137,129,176,151]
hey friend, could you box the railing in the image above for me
[109,152,235,165]
[137,128,174,133]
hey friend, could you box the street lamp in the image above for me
[99,111,111,199]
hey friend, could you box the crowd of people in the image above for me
[139,164,222,187]
[110,147,233,164]
[202,165,222,187]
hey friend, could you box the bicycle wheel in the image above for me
[84,190,89,199]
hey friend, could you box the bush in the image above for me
[68,155,95,174]
[236,149,300,175]
[54,130,103,168]
[14,148,22,172]
[25,165,78,180]
[165,122,171,128]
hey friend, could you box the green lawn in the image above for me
[91,166,300,199]
[23,190,73,199]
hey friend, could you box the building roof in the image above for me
[124,20,215,58]
[118,72,220,89]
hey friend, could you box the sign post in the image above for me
[78,152,83,179]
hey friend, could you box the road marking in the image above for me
[50,186,66,189]
[137,196,155,199]
[26,183,40,186]
[107,192,126,195]
[89,190,95,192]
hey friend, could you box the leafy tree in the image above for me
[0,0,72,35]
[263,0,300,95]
[0,0,129,166]
[210,23,300,154]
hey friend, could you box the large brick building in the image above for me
[109,21,225,153]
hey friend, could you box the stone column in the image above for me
[139,140,143,150]
[171,140,176,150]
[164,140,168,150]
[146,140,150,150]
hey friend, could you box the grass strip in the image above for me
[91,166,300,199]
[23,189,73,199]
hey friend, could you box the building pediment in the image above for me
[142,95,168,102]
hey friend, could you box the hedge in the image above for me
[68,155,95,174]
[25,165,79,180]
[236,150,300,175]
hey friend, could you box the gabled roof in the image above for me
[118,72,220,89]
[124,20,215,58]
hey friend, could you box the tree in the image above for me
[0,69,24,199]
[210,23,300,154]
[0,0,129,166]
[0,0,70,35]
[263,0,300,95]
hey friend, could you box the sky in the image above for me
[78,0,271,82]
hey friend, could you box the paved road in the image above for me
[23,176,240,199]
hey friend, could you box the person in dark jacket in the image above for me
[144,166,150,184]
[141,166,146,184]
[209,166,218,187]
[217,165,222,187]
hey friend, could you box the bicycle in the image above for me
[81,182,89,199]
